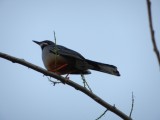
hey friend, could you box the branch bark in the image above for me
[146,0,160,66]
[0,52,132,120]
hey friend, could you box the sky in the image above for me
[0,0,160,120]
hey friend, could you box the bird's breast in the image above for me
[42,48,69,71]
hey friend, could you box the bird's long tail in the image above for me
[86,59,120,76]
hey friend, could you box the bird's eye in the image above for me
[40,43,48,47]
[43,43,49,46]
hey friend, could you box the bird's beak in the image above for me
[32,40,41,45]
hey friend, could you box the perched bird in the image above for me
[33,40,120,77]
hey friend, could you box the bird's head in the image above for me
[33,40,54,49]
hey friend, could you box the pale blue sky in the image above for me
[0,0,160,120]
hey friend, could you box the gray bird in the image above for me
[33,40,120,76]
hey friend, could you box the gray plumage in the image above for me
[33,40,120,76]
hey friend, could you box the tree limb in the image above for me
[0,52,132,120]
[146,0,160,66]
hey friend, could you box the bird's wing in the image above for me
[49,45,85,60]
[49,45,89,70]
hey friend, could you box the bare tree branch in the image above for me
[0,52,132,120]
[146,0,160,66]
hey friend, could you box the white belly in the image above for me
[42,47,68,70]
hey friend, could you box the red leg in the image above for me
[49,63,68,73]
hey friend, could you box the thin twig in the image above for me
[53,31,58,67]
[0,52,132,120]
[129,92,134,117]
[54,31,57,45]
[81,74,92,92]
[146,0,160,66]
[47,77,62,86]
[95,109,108,120]
[81,74,86,88]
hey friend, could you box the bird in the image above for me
[33,40,120,77]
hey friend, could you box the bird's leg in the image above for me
[65,74,70,79]
[49,63,71,84]
[64,70,77,80]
